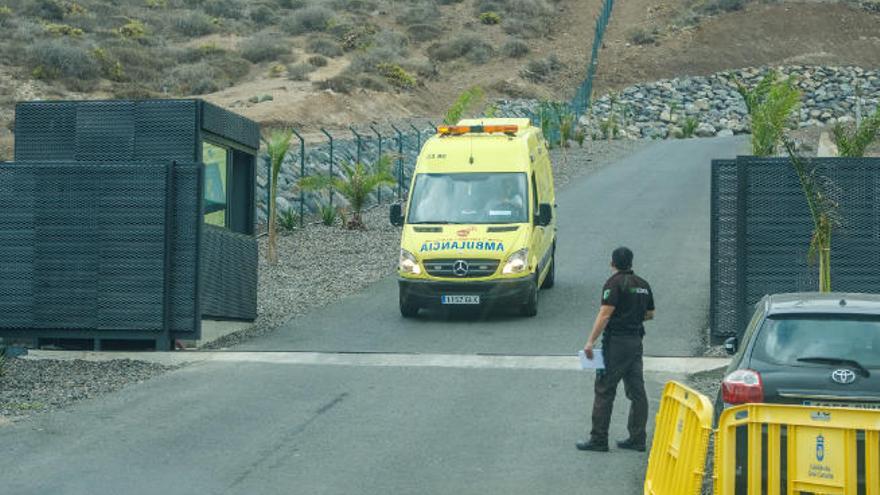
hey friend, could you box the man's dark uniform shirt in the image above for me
[589,269,654,447]
[601,270,655,337]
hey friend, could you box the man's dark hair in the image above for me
[612,246,633,270]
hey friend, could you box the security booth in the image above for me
[0,99,259,350]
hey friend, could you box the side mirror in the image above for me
[724,336,739,356]
[536,203,552,227]
[390,203,404,227]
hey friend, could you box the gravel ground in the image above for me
[0,357,179,423]
[207,138,651,349]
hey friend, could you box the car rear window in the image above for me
[752,314,880,368]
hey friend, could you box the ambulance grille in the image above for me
[424,259,500,278]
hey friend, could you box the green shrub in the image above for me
[307,37,343,57]
[336,23,378,51]
[479,11,501,25]
[111,83,158,99]
[277,207,300,231]
[629,27,657,46]
[44,23,84,37]
[146,0,168,9]
[428,36,493,64]
[682,117,699,138]
[574,128,586,147]
[164,53,249,94]
[521,55,563,83]
[239,34,289,63]
[283,6,334,35]
[319,204,338,226]
[28,39,101,81]
[308,55,328,67]
[832,107,880,157]
[287,62,315,81]
[0,6,12,26]
[501,38,529,58]
[376,63,417,89]
[444,86,484,124]
[116,19,147,39]
[173,11,218,36]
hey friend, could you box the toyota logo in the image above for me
[452,260,469,277]
[831,369,857,385]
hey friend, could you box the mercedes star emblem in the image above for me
[831,368,857,385]
[452,260,469,277]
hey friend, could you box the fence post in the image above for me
[349,125,363,165]
[320,127,334,209]
[370,124,383,205]
[409,123,422,153]
[390,124,404,201]
[264,147,271,232]
[291,128,305,228]
[428,121,437,134]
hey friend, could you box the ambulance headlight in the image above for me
[399,249,421,275]
[502,248,529,275]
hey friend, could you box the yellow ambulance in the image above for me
[389,118,557,317]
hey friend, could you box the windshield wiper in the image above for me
[796,356,871,378]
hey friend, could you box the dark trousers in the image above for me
[589,334,648,445]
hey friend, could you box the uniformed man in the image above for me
[577,247,655,453]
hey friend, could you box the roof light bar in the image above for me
[438,125,518,136]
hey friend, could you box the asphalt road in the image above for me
[0,136,745,494]
[239,136,748,357]
[3,360,676,495]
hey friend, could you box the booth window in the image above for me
[203,142,228,228]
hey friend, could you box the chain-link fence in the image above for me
[258,122,437,230]
[533,0,615,145]
[710,155,880,343]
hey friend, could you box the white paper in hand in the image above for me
[578,349,605,370]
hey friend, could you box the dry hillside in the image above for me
[0,0,878,158]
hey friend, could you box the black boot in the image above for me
[616,438,646,452]
[576,440,609,452]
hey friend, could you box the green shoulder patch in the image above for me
[603,289,611,301]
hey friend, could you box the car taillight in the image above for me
[721,369,764,405]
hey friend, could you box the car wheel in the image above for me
[521,277,538,317]
[399,294,419,318]
[541,248,555,289]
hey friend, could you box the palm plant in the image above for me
[301,155,396,230]
[783,139,841,292]
[444,86,485,125]
[734,72,801,156]
[832,107,880,157]
[262,129,294,265]
[681,117,699,138]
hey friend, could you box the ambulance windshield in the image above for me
[407,172,529,224]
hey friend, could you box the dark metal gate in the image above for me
[710,156,880,343]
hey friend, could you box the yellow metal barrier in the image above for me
[714,404,880,495]
[644,381,714,495]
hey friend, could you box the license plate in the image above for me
[441,295,480,305]
[803,400,880,410]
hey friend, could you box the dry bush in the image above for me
[308,55,328,67]
[502,38,529,58]
[28,39,101,81]
[406,23,442,43]
[521,54,563,83]
[428,35,494,64]
[282,6,334,35]
[239,34,289,63]
[171,11,218,37]
[287,62,316,80]
[315,74,357,93]
[307,36,343,57]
